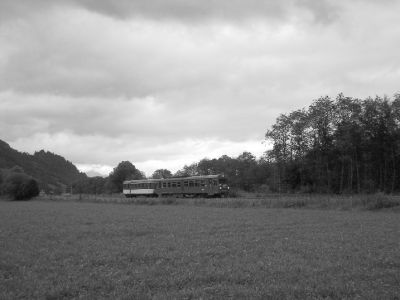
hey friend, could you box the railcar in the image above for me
[123,174,229,198]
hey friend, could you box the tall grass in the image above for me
[41,193,400,210]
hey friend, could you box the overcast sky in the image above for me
[1,0,400,177]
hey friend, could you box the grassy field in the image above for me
[46,193,400,211]
[0,201,399,299]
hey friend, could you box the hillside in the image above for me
[0,139,86,192]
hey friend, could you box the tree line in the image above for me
[72,93,400,195]
[71,154,271,194]
[265,93,400,193]
[0,139,86,194]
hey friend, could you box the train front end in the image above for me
[218,177,230,197]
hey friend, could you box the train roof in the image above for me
[123,174,224,184]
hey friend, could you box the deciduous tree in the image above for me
[108,161,144,192]
[152,169,172,179]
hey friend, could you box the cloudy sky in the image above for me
[1,0,400,177]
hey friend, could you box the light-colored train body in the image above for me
[123,175,229,198]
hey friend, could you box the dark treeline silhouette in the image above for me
[0,140,86,193]
[265,93,400,193]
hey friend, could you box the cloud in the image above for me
[2,8,261,98]
[0,76,232,146]
[1,0,400,176]
[0,0,343,24]
[2,1,399,100]
[75,164,113,177]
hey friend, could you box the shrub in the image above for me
[1,172,40,200]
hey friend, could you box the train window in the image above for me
[189,181,194,187]
[167,182,171,188]
[162,182,167,188]
[200,180,205,187]
[194,181,199,187]
[177,182,181,187]
[213,180,218,186]
[172,182,176,187]
[184,181,189,187]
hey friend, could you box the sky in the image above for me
[1,0,400,177]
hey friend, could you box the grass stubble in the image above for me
[0,200,399,299]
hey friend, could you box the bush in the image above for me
[1,172,40,200]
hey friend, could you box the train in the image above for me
[123,174,230,198]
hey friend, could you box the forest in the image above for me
[265,93,400,193]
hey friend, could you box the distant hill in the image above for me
[0,139,86,193]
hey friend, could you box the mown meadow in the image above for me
[1,200,399,299]
[45,192,400,211]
